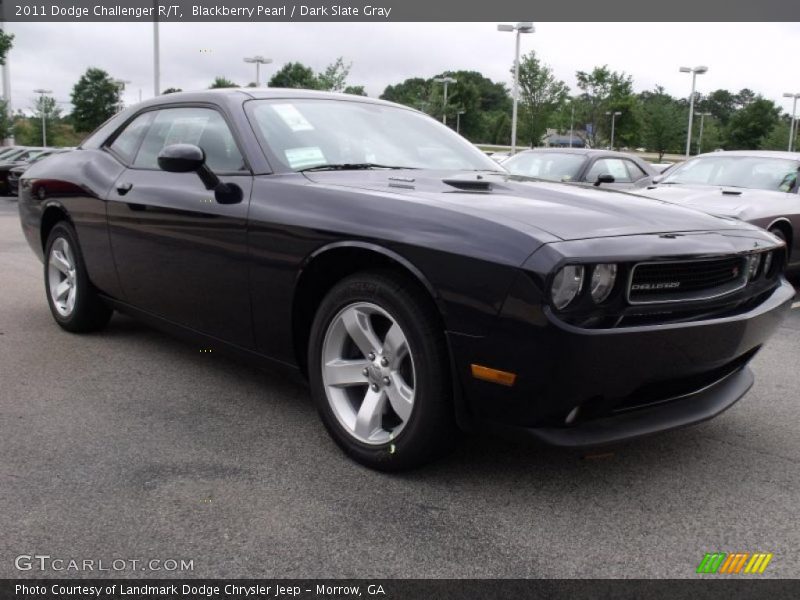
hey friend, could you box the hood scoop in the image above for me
[442,176,493,192]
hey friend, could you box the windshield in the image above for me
[248,99,502,173]
[502,152,587,182]
[662,155,800,192]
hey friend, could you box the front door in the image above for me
[106,106,255,348]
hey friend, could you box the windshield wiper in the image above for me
[299,163,416,172]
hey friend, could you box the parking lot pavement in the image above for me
[1,195,799,579]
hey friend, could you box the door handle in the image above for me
[116,182,133,195]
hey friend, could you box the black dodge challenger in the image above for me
[18,89,793,470]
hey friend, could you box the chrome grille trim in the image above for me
[626,256,748,305]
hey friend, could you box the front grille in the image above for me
[628,256,746,304]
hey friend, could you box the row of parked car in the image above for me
[497,147,800,271]
[0,145,73,197]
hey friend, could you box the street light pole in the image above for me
[33,89,52,147]
[456,110,465,134]
[783,93,800,152]
[696,112,712,154]
[153,0,160,96]
[605,111,621,149]
[680,65,708,157]
[569,103,575,148]
[243,56,273,87]
[433,76,457,126]
[498,22,534,155]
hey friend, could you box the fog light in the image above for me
[590,263,618,304]
[551,265,584,310]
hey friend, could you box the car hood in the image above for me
[302,170,752,241]
[635,183,786,217]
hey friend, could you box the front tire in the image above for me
[44,222,113,332]
[308,270,456,471]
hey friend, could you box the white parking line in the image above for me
[793,301,800,309]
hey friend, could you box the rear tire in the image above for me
[308,270,456,471]
[44,222,113,333]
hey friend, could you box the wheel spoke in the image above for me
[386,375,414,423]
[353,387,386,440]
[49,251,70,275]
[54,279,71,300]
[324,358,370,387]
[382,323,408,367]
[66,287,76,312]
[342,307,382,358]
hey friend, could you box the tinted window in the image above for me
[108,112,153,163]
[502,152,586,181]
[134,108,246,172]
[585,158,633,183]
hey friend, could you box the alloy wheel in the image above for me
[321,302,416,445]
[48,237,78,317]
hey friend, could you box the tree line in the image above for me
[1,44,794,159]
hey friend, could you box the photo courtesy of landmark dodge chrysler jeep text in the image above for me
[17,89,793,470]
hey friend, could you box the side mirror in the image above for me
[652,174,665,184]
[158,143,220,190]
[158,143,205,173]
[593,173,615,186]
[157,143,241,204]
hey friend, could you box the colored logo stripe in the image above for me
[697,552,773,574]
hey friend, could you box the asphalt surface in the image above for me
[1,196,799,579]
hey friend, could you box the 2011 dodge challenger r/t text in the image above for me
[18,89,793,470]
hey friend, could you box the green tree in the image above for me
[0,99,13,140]
[343,85,367,96]
[30,94,62,145]
[701,89,736,125]
[575,65,635,148]
[381,77,433,109]
[0,30,13,65]
[759,120,792,150]
[269,62,318,89]
[209,77,237,89]
[727,97,781,149]
[70,68,120,133]
[317,57,351,92]
[515,51,569,146]
[640,86,684,160]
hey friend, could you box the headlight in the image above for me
[763,251,773,276]
[746,253,762,281]
[551,265,585,310]
[590,263,618,304]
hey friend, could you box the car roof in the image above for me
[696,150,800,160]
[135,87,402,110]
[512,148,637,158]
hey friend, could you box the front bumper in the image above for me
[448,277,794,443]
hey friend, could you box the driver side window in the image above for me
[133,107,246,173]
[585,158,632,183]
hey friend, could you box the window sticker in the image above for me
[285,146,326,169]
[272,104,315,132]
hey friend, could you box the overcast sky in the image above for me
[5,21,800,115]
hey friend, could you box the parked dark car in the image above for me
[637,151,800,271]
[7,149,69,196]
[0,147,46,195]
[502,148,658,189]
[18,90,792,470]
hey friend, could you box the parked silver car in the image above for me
[502,148,658,190]
[638,151,800,271]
